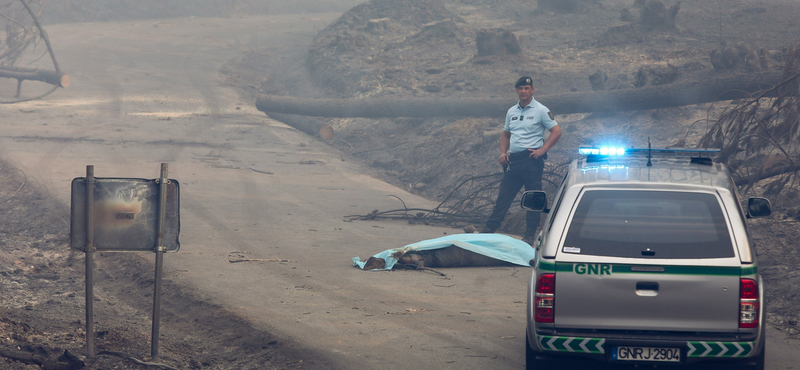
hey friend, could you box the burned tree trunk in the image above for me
[0,66,70,88]
[256,72,784,118]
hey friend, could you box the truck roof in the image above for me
[568,148,735,191]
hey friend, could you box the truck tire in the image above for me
[526,332,540,370]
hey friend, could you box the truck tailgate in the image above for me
[554,263,741,332]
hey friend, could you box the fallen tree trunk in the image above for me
[0,346,84,370]
[256,72,783,118]
[0,66,70,88]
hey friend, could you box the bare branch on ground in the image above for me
[344,162,571,232]
[697,44,800,202]
[0,0,68,103]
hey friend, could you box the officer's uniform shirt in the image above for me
[504,98,558,154]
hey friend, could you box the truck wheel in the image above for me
[753,339,765,370]
[753,319,766,370]
[526,332,539,370]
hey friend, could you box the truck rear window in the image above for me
[563,190,734,259]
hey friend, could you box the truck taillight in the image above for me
[740,279,759,329]
[535,273,555,323]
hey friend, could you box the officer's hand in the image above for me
[528,148,544,159]
[498,153,509,165]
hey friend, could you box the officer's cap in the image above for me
[515,76,533,88]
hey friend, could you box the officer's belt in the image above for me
[509,150,540,160]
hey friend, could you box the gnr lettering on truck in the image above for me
[574,263,611,275]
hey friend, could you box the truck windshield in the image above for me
[563,190,734,258]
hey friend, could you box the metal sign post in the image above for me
[69,163,180,361]
[151,163,168,359]
[84,165,95,359]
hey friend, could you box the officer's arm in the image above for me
[500,130,511,154]
[499,130,511,165]
[541,125,562,153]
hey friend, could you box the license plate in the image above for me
[612,346,681,362]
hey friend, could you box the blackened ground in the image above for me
[0,159,334,369]
[226,0,800,337]
[3,1,800,369]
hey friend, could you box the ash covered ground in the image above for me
[3,0,800,369]
[229,0,800,340]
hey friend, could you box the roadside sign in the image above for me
[69,177,180,252]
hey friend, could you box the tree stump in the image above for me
[589,70,609,91]
[710,43,769,72]
[366,18,390,33]
[589,70,632,90]
[648,64,679,85]
[625,0,680,30]
[476,28,520,57]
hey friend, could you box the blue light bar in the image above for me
[579,146,721,162]
[579,147,626,156]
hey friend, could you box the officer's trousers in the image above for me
[483,151,545,237]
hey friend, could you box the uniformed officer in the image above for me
[481,76,562,243]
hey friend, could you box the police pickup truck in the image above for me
[522,146,771,369]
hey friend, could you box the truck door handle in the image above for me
[636,282,659,296]
[636,282,659,291]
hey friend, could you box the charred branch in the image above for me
[732,158,800,186]
[0,66,70,87]
[257,72,784,118]
[0,0,66,102]
[97,350,178,370]
[698,45,800,199]
[0,346,84,370]
[344,163,569,235]
[18,0,60,74]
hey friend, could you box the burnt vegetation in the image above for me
[697,45,800,204]
[298,0,800,233]
[3,1,800,369]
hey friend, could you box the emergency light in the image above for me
[580,145,722,166]
[578,147,626,156]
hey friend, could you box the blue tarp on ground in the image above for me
[352,233,536,270]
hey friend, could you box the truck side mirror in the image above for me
[747,197,771,218]
[521,190,549,213]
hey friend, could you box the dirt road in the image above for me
[1,12,798,370]
[0,13,532,369]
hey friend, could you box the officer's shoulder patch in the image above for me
[547,111,554,120]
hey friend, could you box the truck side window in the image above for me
[546,174,568,232]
